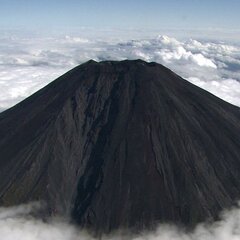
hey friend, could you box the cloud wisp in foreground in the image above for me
[0,202,240,240]
[0,33,240,111]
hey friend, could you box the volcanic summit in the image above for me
[0,60,240,233]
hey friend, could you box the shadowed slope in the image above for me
[0,60,240,233]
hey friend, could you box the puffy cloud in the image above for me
[0,66,68,109]
[187,77,240,107]
[190,53,217,68]
[0,203,80,240]
[1,202,240,239]
[0,31,240,239]
[0,33,239,110]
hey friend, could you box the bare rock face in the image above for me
[0,60,240,233]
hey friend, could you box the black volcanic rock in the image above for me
[0,60,240,233]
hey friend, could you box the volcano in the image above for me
[0,60,240,232]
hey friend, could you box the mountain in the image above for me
[0,60,240,233]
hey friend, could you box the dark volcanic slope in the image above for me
[0,60,240,232]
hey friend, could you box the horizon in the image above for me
[1,0,240,32]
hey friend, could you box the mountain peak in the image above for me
[0,60,240,233]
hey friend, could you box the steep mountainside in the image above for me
[0,60,240,233]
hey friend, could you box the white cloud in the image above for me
[0,203,80,240]
[187,77,240,107]
[190,53,217,68]
[0,33,239,111]
[0,31,239,239]
[0,66,68,109]
[1,202,240,240]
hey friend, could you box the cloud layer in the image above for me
[0,34,240,111]
[0,32,239,239]
[1,202,240,240]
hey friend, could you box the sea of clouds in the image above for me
[0,32,240,111]
[1,202,240,240]
[0,32,240,239]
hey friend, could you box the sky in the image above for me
[0,0,240,31]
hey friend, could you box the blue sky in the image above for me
[0,0,239,31]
